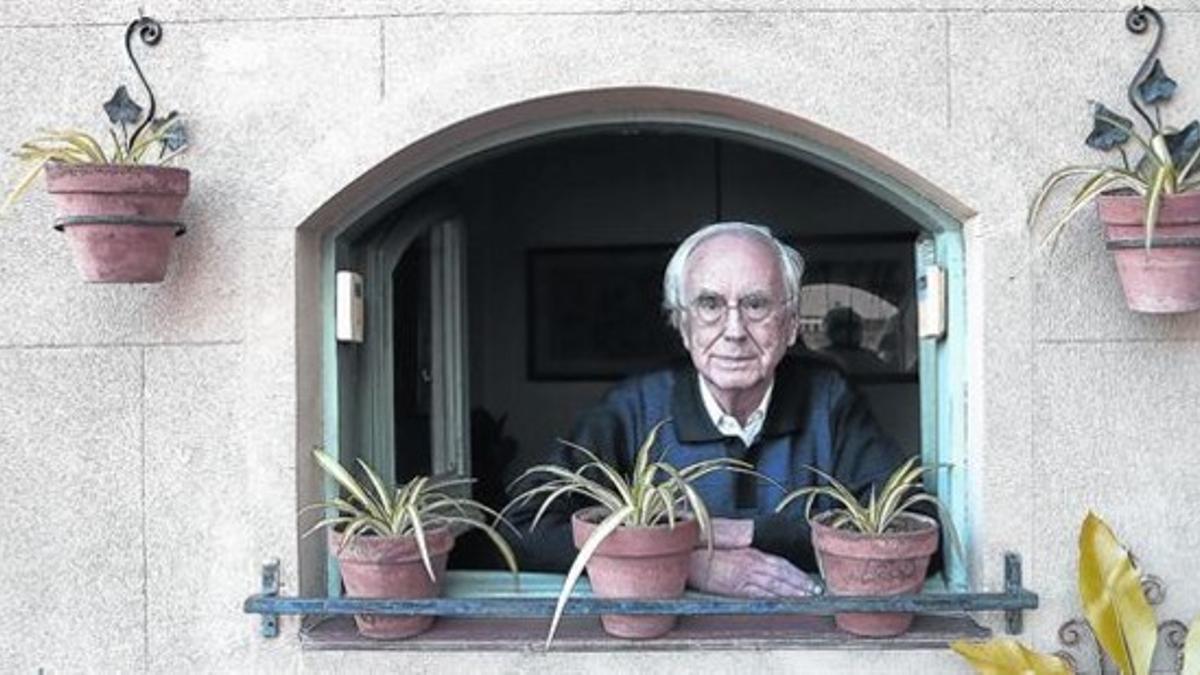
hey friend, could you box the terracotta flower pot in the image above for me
[571,507,699,639]
[330,527,454,639]
[44,163,189,283]
[1098,191,1200,313]
[811,511,938,637]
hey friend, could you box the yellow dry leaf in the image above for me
[950,638,1072,675]
[1078,512,1158,675]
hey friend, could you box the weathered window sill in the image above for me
[247,556,1033,652]
[280,570,1006,652]
[299,612,990,652]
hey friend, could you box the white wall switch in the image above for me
[918,265,946,340]
[336,271,364,343]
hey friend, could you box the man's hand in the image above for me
[703,517,755,549]
[690,518,822,597]
[688,547,822,598]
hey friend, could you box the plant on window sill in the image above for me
[775,456,959,637]
[303,449,518,640]
[1029,5,1200,314]
[505,419,755,647]
[951,512,1200,675]
[1,16,189,284]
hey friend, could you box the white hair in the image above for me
[662,222,805,330]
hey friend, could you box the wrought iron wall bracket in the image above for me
[1054,572,1192,673]
[243,553,1037,639]
[259,557,280,638]
[1004,552,1024,635]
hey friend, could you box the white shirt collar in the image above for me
[697,375,774,446]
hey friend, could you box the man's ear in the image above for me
[785,311,800,347]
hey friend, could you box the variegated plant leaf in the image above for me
[508,418,754,645]
[304,449,518,577]
[545,505,634,648]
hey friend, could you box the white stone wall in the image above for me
[2,1,1198,672]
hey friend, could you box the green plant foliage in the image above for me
[950,638,1072,675]
[302,449,518,583]
[952,512,1199,675]
[505,419,756,647]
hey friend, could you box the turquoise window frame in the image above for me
[317,117,969,596]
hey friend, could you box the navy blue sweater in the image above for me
[505,356,913,573]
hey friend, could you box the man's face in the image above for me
[680,234,798,399]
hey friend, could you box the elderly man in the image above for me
[507,222,913,598]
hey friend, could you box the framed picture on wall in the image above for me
[526,235,918,382]
[527,246,680,381]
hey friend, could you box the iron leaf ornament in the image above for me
[74,17,189,162]
[102,85,144,126]
[151,112,188,152]
[101,15,188,160]
[1137,59,1177,105]
[1079,5,1195,181]
[1165,120,1200,167]
[1086,103,1133,152]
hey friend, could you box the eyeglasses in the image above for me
[687,293,780,325]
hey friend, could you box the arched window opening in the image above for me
[333,129,954,576]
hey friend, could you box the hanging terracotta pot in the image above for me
[811,511,938,637]
[45,163,189,283]
[571,507,698,639]
[1099,191,1200,313]
[330,527,454,639]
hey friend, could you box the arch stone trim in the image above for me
[300,86,974,240]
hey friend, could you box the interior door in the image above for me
[349,195,471,488]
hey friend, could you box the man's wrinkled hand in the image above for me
[687,547,822,598]
[702,517,755,549]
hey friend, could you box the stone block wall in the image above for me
[2,1,1197,671]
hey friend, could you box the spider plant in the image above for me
[505,419,756,646]
[2,86,187,213]
[1028,6,1200,252]
[302,449,518,583]
[775,456,959,553]
[1030,106,1200,252]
